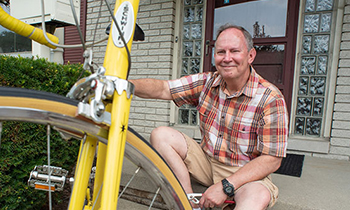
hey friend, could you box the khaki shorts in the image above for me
[182,133,278,208]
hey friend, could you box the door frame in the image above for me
[203,0,300,114]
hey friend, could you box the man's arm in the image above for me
[226,154,282,188]
[130,78,173,100]
[199,155,282,207]
[199,98,287,207]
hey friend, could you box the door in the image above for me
[204,0,300,114]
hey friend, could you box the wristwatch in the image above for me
[221,178,235,197]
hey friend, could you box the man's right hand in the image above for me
[199,181,228,208]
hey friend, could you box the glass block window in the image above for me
[181,0,203,77]
[294,0,334,136]
[179,104,198,125]
[178,0,204,125]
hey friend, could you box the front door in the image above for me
[204,0,300,114]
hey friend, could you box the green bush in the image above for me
[0,55,90,210]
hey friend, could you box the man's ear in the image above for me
[248,48,257,64]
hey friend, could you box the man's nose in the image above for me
[223,52,232,61]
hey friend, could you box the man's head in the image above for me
[215,24,254,51]
[213,24,256,92]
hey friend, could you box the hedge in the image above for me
[0,55,90,210]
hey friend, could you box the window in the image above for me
[0,5,32,54]
[293,0,334,137]
[173,0,206,126]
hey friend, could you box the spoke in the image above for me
[0,121,2,150]
[92,183,103,210]
[47,125,52,210]
[118,166,141,199]
[149,187,161,210]
[76,134,87,171]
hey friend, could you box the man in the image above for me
[131,24,288,210]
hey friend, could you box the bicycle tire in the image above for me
[0,86,191,210]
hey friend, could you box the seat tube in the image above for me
[100,0,140,209]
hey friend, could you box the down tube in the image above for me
[100,0,139,209]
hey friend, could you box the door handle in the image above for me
[205,40,210,56]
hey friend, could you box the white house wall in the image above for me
[331,0,350,160]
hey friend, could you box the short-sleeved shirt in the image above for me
[168,68,288,167]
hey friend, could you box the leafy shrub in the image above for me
[0,55,89,210]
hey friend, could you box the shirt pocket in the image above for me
[198,107,217,131]
[229,125,257,155]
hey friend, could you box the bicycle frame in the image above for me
[70,1,140,209]
[0,0,195,209]
[0,0,139,209]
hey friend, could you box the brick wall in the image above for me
[331,0,350,160]
[86,0,176,140]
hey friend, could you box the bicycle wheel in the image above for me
[0,86,191,210]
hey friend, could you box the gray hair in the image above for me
[215,23,254,51]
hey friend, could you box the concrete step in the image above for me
[120,156,350,210]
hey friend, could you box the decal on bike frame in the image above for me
[112,1,135,48]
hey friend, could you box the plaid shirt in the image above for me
[168,68,288,167]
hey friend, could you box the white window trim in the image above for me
[288,0,344,151]
[170,0,207,130]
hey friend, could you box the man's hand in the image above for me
[199,182,228,208]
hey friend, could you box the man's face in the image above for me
[214,28,256,82]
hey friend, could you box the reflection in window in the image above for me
[0,5,31,53]
[214,0,288,38]
[253,44,285,85]
[0,32,32,53]
[255,45,284,52]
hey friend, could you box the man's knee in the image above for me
[150,126,187,159]
[234,182,271,210]
[150,126,172,146]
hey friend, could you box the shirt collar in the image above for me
[211,67,259,98]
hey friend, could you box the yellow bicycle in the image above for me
[0,0,192,209]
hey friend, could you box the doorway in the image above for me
[204,0,300,114]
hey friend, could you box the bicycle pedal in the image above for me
[28,165,68,192]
